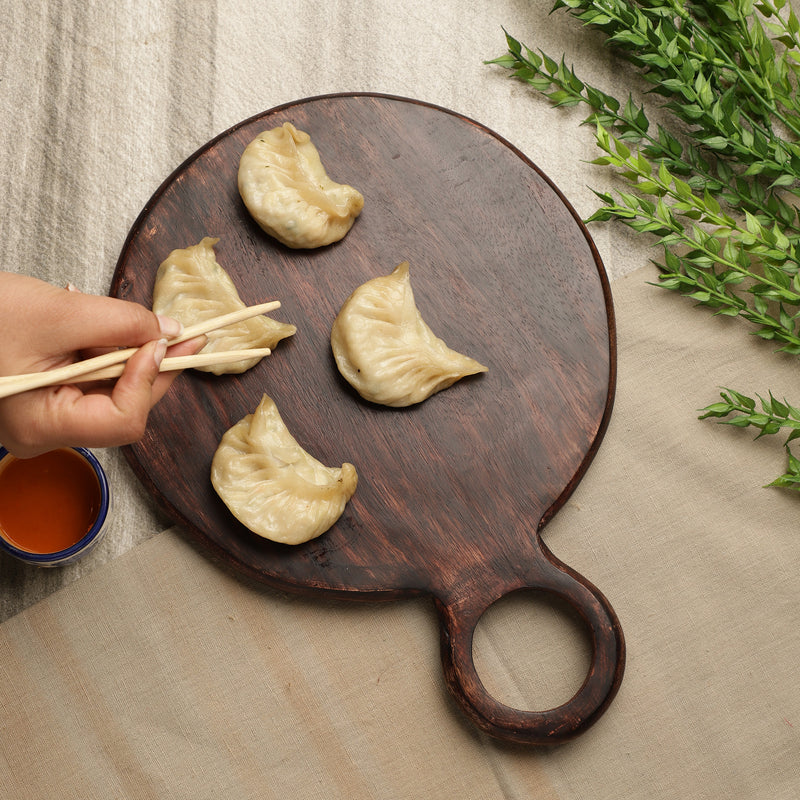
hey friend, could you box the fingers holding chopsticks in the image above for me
[98,334,207,440]
[0,271,204,457]
[47,336,207,454]
[105,332,210,408]
[0,296,282,399]
[0,337,208,459]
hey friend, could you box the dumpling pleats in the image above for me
[330,261,487,406]
[211,395,358,544]
[153,236,296,374]
[238,122,364,249]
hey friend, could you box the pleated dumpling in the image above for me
[330,261,488,407]
[238,122,364,249]
[153,237,296,374]
[211,395,358,545]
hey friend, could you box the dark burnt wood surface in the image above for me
[110,93,624,744]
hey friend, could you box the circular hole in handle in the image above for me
[473,588,593,712]
[434,555,625,746]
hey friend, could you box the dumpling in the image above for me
[237,122,364,249]
[211,394,358,545]
[152,236,296,374]
[330,261,488,407]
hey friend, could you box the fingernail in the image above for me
[153,338,168,368]
[66,282,80,292]
[157,315,183,338]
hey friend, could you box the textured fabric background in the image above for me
[1,1,798,797]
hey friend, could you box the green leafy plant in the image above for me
[488,0,800,488]
[699,388,800,488]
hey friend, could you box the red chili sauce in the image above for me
[0,449,102,554]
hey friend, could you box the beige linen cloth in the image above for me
[1,265,798,799]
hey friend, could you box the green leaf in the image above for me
[702,136,730,150]
[770,394,790,418]
[485,54,517,68]
[728,390,757,411]
[699,402,735,417]
[723,415,757,427]
[770,173,796,188]
[614,138,631,159]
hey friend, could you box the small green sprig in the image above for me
[699,388,800,489]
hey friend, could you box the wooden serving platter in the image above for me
[110,93,625,745]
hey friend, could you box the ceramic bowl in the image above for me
[0,446,111,567]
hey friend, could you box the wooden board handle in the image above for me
[434,535,625,745]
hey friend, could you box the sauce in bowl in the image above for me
[0,447,109,564]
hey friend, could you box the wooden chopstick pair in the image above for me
[0,301,281,400]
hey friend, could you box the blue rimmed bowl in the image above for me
[0,446,111,567]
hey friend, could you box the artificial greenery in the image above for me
[488,0,800,489]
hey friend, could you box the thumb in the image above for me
[108,338,168,438]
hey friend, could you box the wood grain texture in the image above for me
[110,93,624,744]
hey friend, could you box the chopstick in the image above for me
[0,300,281,400]
[167,300,281,345]
[71,348,272,383]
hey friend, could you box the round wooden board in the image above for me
[111,93,624,744]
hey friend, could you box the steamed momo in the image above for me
[211,395,358,545]
[331,261,488,407]
[238,122,364,249]
[153,237,296,374]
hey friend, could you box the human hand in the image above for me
[0,272,204,457]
